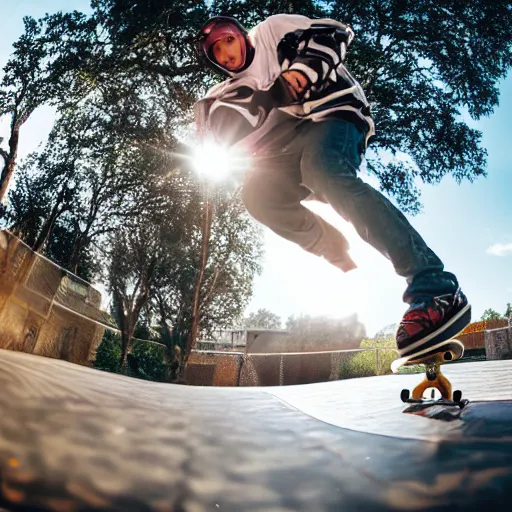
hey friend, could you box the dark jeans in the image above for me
[241,118,458,304]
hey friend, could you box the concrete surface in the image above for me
[1,349,512,511]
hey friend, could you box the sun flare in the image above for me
[192,141,248,182]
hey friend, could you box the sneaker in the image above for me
[395,288,471,359]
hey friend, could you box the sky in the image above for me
[1,0,511,337]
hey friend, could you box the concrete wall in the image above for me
[485,326,512,360]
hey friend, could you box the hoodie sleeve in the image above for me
[194,78,275,146]
[266,14,354,92]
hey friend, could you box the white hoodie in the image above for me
[195,14,375,151]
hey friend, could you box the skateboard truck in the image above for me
[399,349,469,409]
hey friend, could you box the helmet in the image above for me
[195,16,254,76]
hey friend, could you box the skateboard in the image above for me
[391,339,468,409]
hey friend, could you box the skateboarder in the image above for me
[194,13,471,360]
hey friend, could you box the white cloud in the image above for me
[486,243,512,257]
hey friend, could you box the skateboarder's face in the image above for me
[212,35,244,71]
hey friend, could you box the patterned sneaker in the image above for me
[396,288,471,359]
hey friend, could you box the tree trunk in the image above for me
[70,235,84,275]
[119,326,133,369]
[33,188,69,253]
[0,124,21,202]
[185,191,213,364]
[113,291,130,368]
[113,279,151,369]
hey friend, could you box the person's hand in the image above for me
[281,70,309,100]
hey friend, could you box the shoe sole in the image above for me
[398,303,471,358]
[391,338,464,373]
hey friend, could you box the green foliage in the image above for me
[128,340,169,382]
[94,330,123,373]
[46,224,98,282]
[210,0,325,27]
[373,323,397,342]
[92,0,208,56]
[94,329,170,382]
[195,188,264,337]
[338,347,399,379]
[3,0,512,216]
[244,308,282,329]
[0,11,102,199]
[6,101,145,278]
[378,349,400,374]
[4,157,50,246]
[337,336,398,379]
[481,308,504,321]
[338,352,376,379]
[481,303,512,321]
[332,0,512,213]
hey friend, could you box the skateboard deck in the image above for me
[392,339,468,409]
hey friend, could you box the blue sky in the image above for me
[1,0,511,336]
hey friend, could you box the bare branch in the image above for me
[0,148,9,164]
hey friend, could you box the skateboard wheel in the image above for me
[400,389,410,402]
[453,390,462,402]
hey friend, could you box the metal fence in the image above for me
[186,347,400,386]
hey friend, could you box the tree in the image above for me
[481,303,512,322]
[211,0,326,27]
[3,0,214,262]
[244,309,282,329]
[0,0,209,203]
[374,323,397,341]
[194,188,264,337]
[0,11,100,201]
[6,100,147,276]
[5,155,58,247]
[481,308,505,321]
[2,0,266,378]
[87,0,211,104]
[285,313,366,351]
[100,147,263,371]
[149,184,263,378]
[335,0,512,212]
[107,205,191,368]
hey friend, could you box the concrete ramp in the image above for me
[269,358,512,440]
[1,349,512,511]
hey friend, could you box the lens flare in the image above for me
[192,141,248,182]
